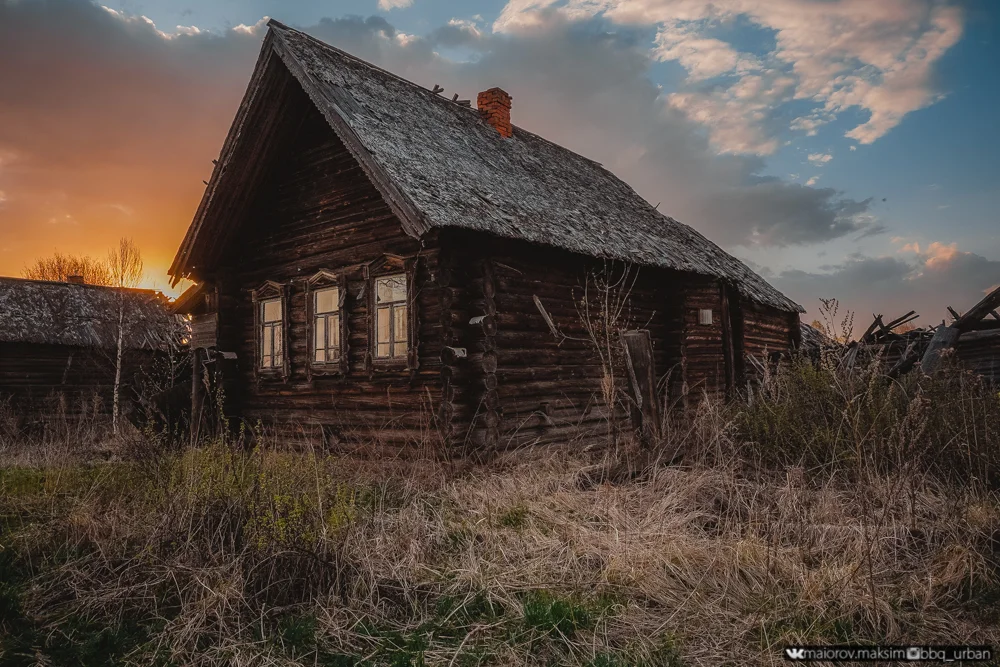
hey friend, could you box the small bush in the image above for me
[734,356,1000,483]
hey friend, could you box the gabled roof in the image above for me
[0,277,177,350]
[170,20,801,313]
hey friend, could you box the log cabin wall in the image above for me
[0,342,157,421]
[680,281,728,400]
[955,330,1000,384]
[741,301,800,376]
[209,100,444,452]
[443,233,690,453]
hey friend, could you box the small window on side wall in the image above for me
[260,298,283,369]
[374,274,408,360]
[254,281,288,377]
[307,270,347,375]
[313,286,341,364]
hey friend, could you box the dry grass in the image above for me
[1,363,999,666]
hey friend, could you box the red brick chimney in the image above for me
[477,87,513,138]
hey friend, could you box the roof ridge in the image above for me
[0,275,162,296]
[267,20,478,113]
[267,22,616,174]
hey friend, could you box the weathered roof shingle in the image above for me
[0,277,177,350]
[172,21,802,313]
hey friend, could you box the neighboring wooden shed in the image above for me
[0,277,175,423]
[168,21,803,454]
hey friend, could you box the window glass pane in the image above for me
[262,327,272,357]
[315,317,326,353]
[329,314,340,350]
[315,287,338,314]
[394,305,408,345]
[377,342,390,358]
[376,277,392,304]
[263,299,282,323]
[273,327,283,358]
[376,306,391,345]
[262,354,272,368]
[376,274,406,303]
[315,348,326,363]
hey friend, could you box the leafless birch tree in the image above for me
[106,238,144,435]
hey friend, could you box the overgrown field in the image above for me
[1,359,999,666]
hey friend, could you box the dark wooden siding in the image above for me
[210,97,443,451]
[681,281,727,400]
[0,342,155,421]
[742,301,799,375]
[443,234,692,452]
[955,330,1000,384]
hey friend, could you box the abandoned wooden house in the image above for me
[168,20,803,452]
[0,276,175,424]
[920,284,1000,383]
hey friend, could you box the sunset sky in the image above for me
[1,0,997,325]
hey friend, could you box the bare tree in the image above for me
[23,252,113,285]
[106,238,144,435]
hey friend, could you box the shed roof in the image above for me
[0,277,177,350]
[171,20,801,313]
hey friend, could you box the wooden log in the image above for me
[920,325,961,373]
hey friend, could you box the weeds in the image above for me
[0,361,998,665]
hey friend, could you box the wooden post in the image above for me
[620,329,660,443]
[720,283,735,394]
[481,258,500,452]
[190,347,203,446]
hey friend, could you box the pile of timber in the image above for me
[811,285,1000,384]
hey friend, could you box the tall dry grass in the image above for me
[1,358,999,666]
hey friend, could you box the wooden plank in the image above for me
[620,329,660,442]
[919,325,961,373]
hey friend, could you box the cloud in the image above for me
[666,71,795,155]
[807,153,833,166]
[0,0,877,290]
[805,176,819,186]
[495,0,963,152]
[652,23,748,80]
[378,0,414,10]
[775,242,1000,323]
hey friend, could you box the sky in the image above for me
[0,0,997,326]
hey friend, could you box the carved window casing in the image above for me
[252,280,289,379]
[366,255,419,371]
[306,270,349,376]
[374,274,408,360]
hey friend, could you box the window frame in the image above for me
[365,256,418,371]
[373,273,409,362]
[252,280,290,380]
[305,270,349,376]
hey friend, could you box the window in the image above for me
[260,298,283,369]
[313,286,341,364]
[374,274,408,360]
[699,309,714,326]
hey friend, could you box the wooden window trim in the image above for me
[252,280,290,381]
[305,270,349,378]
[365,255,419,373]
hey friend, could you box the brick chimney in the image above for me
[477,87,513,138]
[66,275,85,284]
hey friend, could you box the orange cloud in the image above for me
[921,242,959,270]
